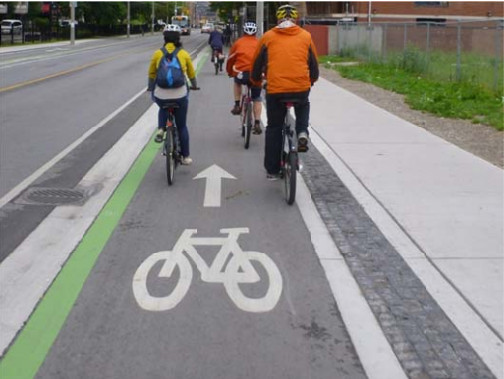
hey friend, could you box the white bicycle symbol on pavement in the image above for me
[132,228,283,313]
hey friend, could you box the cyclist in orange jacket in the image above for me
[251,4,319,179]
[226,21,263,135]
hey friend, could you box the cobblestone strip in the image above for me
[300,145,495,379]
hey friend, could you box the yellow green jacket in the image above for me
[148,42,196,81]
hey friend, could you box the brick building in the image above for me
[304,2,503,24]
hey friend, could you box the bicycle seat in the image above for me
[279,98,303,105]
[161,103,180,110]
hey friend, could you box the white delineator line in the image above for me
[0,53,204,356]
[193,164,236,207]
[0,87,147,208]
[0,104,158,357]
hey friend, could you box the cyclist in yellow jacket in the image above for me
[148,24,199,165]
[251,4,319,179]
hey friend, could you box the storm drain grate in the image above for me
[15,187,88,206]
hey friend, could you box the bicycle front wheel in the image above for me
[240,95,246,137]
[165,128,175,186]
[244,101,252,149]
[284,151,297,205]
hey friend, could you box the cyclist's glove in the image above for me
[190,78,200,90]
[147,78,155,92]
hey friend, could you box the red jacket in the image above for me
[226,35,259,76]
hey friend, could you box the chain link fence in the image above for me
[335,19,503,93]
[0,23,154,46]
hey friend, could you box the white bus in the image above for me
[171,15,191,35]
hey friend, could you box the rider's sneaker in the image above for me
[297,132,309,152]
[154,129,164,143]
[266,173,280,181]
[231,105,241,115]
[181,156,193,165]
[253,123,262,135]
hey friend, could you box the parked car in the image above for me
[201,23,213,33]
[1,19,22,35]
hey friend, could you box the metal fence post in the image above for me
[368,24,372,62]
[383,23,387,62]
[456,21,461,81]
[403,23,408,52]
[493,21,502,92]
[426,22,430,73]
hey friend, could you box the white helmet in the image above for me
[163,24,181,33]
[243,22,257,35]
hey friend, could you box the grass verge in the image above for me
[320,56,503,131]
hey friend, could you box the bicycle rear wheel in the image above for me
[244,101,252,149]
[165,128,175,186]
[240,95,246,137]
[284,151,297,205]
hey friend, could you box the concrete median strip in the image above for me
[0,54,205,377]
[259,109,408,379]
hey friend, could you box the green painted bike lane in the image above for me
[0,55,208,379]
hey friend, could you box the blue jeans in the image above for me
[155,96,190,158]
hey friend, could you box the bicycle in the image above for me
[159,87,200,186]
[212,48,224,75]
[132,228,283,313]
[279,99,301,205]
[161,103,181,186]
[234,66,253,149]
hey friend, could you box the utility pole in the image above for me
[127,1,130,38]
[151,2,154,35]
[70,1,75,45]
[256,1,263,37]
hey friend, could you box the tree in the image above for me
[77,2,127,25]
[209,1,242,22]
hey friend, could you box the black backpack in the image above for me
[156,47,186,89]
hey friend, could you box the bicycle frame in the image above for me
[163,106,180,185]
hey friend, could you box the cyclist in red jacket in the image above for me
[226,22,263,135]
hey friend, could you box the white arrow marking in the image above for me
[193,165,236,207]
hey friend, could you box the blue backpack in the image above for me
[156,47,186,89]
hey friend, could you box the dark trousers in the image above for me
[155,96,190,158]
[265,91,310,175]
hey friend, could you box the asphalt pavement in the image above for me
[0,39,502,379]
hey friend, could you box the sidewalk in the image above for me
[307,76,503,377]
[0,39,99,54]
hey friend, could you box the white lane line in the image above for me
[309,128,504,379]
[0,104,157,357]
[0,54,204,357]
[297,177,408,379]
[259,110,407,379]
[0,87,146,208]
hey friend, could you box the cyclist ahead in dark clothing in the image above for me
[208,27,224,52]
[209,26,225,71]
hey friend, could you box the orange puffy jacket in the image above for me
[226,35,259,76]
[251,24,319,94]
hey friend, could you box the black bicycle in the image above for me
[240,84,253,149]
[279,100,300,205]
[212,49,224,75]
[161,103,181,186]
